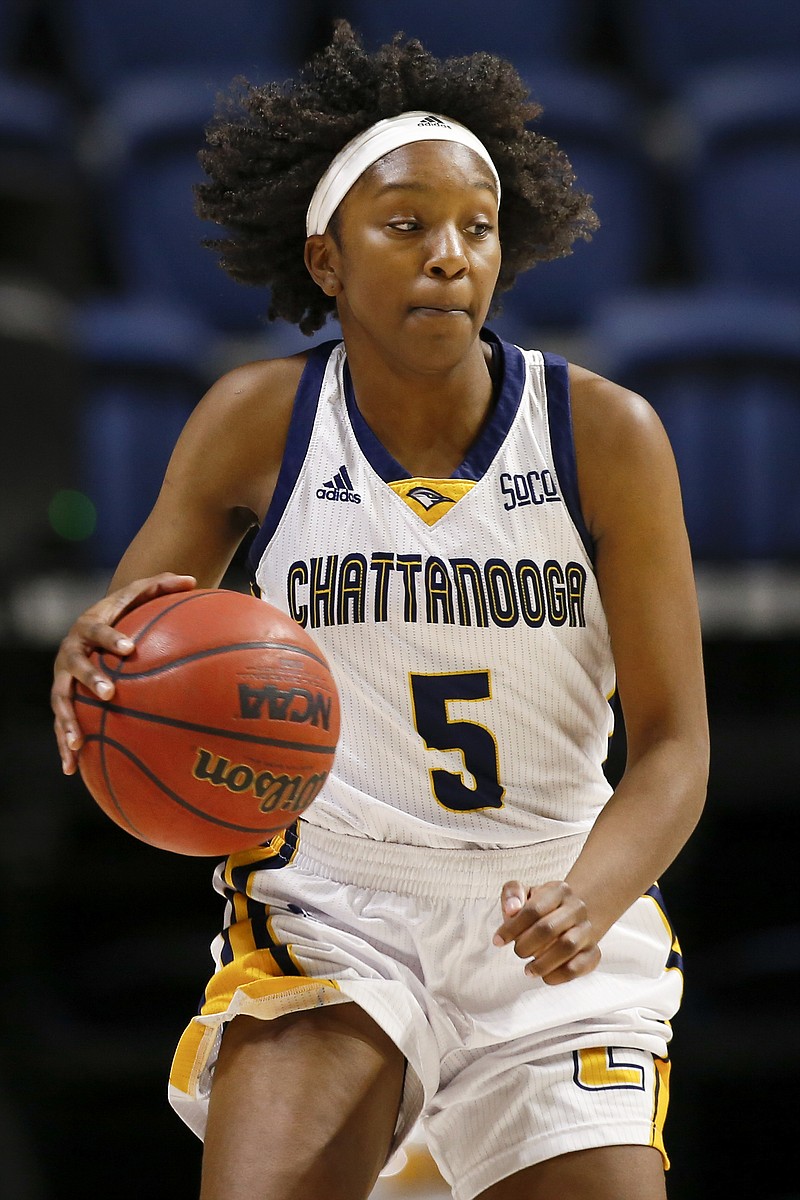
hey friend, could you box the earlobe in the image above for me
[322,272,341,296]
[304,234,342,296]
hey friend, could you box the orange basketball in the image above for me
[75,589,340,856]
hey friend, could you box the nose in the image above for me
[424,224,469,279]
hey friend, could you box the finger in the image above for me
[537,944,602,987]
[51,621,133,760]
[106,573,196,624]
[51,575,197,774]
[56,630,119,699]
[501,880,526,917]
[524,922,598,979]
[53,713,78,774]
[58,573,196,692]
[52,666,88,771]
[75,616,134,666]
[508,902,582,961]
[94,573,197,630]
[492,880,568,946]
[492,880,525,945]
[51,663,89,769]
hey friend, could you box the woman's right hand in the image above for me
[51,572,197,775]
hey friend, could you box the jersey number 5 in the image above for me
[409,671,505,812]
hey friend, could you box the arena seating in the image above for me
[589,288,800,560]
[50,0,304,100]
[497,64,658,333]
[339,0,588,64]
[613,0,800,94]
[73,299,214,566]
[677,63,800,300]
[86,67,274,334]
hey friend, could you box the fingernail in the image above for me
[96,679,113,698]
[66,731,79,749]
[505,897,522,914]
[116,637,134,652]
[492,933,504,947]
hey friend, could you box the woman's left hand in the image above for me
[492,880,602,986]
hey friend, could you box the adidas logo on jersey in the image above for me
[317,464,362,504]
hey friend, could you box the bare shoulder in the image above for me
[567,362,669,455]
[566,362,679,542]
[194,352,309,438]
[175,351,310,520]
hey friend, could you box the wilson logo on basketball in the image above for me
[192,748,329,813]
[238,683,334,730]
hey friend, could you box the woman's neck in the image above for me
[343,336,496,478]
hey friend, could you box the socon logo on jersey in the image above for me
[500,468,561,510]
[317,464,361,503]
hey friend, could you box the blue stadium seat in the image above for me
[615,0,800,95]
[0,70,72,166]
[89,69,275,333]
[680,64,800,301]
[496,66,656,333]
[589,289,800,561]
[339,0,588,65]
[52,0,304,100]
[74,299,214,567]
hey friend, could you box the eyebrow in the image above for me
[371,179,498,198]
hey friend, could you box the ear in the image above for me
[304,234,343,297]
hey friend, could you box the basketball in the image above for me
[74,589,340,856]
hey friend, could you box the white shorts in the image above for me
[169,820,681,1200]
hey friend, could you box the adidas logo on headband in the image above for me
[418,115,452,127]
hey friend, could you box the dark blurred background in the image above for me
[1,1,798,1197]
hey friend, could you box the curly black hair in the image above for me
[196,20,599,334]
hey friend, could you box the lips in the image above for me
[410,293,471,314]
[411,305,469,315]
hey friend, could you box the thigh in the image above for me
[477,1145,667,1200]
[200,1003,406,1200]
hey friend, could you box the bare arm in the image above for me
[494,368,709,982]
[52,354,304,773]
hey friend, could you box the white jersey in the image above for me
[248,329,616,848]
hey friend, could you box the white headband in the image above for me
[305,110,501,237]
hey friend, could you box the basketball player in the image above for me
[51,23,709,1200]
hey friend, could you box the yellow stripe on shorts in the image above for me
[169,972,344,1098]
[169,820,347,1100]
[650,1056,671,1169]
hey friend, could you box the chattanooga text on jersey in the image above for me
[286,552,588,630]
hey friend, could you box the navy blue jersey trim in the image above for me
[342,327,527,484]
[457,329,527,481]
[543,352,595,563]
[343,360,410,482]
[247,341,340,580]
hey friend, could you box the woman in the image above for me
[52,23,708,1200]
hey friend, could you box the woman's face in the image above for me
[323,139,502,373]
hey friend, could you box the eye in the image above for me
[389,220,421,232]
[467,221,493,237]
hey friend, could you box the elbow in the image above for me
[671,729,710,835]
[627,720,710,827]
[686,741,710,829]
